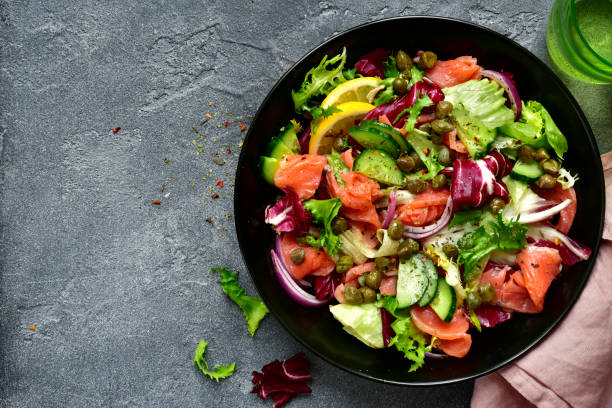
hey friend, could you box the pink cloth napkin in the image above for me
[471,153,612,408]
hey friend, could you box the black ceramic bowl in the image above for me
[234,17,604,385]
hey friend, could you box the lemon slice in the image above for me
[321,77,381,108]
[309,101,375,155]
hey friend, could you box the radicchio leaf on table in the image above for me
[251,353,312,408]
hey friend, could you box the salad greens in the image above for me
[193,339,236,382]
[405,129,444,180]
[394,94,434,133]
[212,267,269,336]
[326,150,349,185]
[329,303,384,348]
[303,198,343,256]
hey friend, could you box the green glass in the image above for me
[547,0,612,83]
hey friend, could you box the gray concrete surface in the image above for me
[0,1,609,407]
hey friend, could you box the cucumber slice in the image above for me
[277,124,301,153]
[360,120,411,153]
[259,156,280,185]
[453,105,496,159]
[353,149,404,186]
[396,256,429,308]
[348,126,400,158]
[415,254,439,307]
[510,159,545,182]
[429,278,457,323]
[266,138,294,159]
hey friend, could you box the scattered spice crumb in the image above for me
[192,126,199,134]
[227,149,232,154]
[152,199,161,205]
[211,193,219,199]
[238,140,244,147]
[164,193,171,198]
[205,113,212,119]
[201,254,207,258]
[163,158,170,163]
[213,159,225,166]
[112,127,121,134]
[225,214,231,221]
[240,123,247,132]
[29,325,36,331]
[224,121,230,128]
[161,184,165,192]
[216,180,224,187]
[209,101,213,106]
[206,217,213,225]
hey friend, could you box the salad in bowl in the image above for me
[259,47,591,372]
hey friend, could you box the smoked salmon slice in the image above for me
[280,232,335,280]
[438,334,472,358]
[344,262,374,282]
[410,306,469,340]
[274,154,327,200]
[397,187,450,226]
[379,275,397,296]
[516,246,562,310]
[425,56,482,88]
[480,264,541,314]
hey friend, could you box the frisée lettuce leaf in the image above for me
[303,198,343,256]
[193,339,236,382]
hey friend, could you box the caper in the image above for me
[435,101,453,118]
[466,291,482,310]
[335,255,354,274]
[332,136,347,152]
[410,152,424,170]
[407,238,420,253]
[479,283,496,303]
[290,248,305,265]
[396,50,411,71]
[374,256,390,270]
[360,287,377,303]
[418,122,432,134]
[442,243,459,260]
[438,146,452,167]
[397,155,416,173]
[393,77,409,95]
[537,174,557,189]
[365,269,383,289]
[417,51,437,69]
[295,235,309,247]
[388,219,404,240]
[487,197,506,214]
[431,119,454,135]
[398,238,419,260]
[534,148,550,161]
[541,159,561,175]
[432,174,447,189]
[431,132,444,145]
[405,178,428,194]
[518,145,536,161]
[400,68,412,80]
[358,274,367,287]
[344,286,363,305]
[331,216,348,235]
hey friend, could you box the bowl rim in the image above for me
[233,15,604,386]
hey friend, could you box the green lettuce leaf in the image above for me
[211,267,269,336]
[405,129,444,180]
[449,209,483,229]
[303,198,343,256]
[373,77,397,106]
[193,339,236,382]
[291,47,354,113]
[326,150,349,185]
[388,316,428,372]
[394,94,433,134]
[457,213,527,279]
[383,55,400,78]
[329,303,384,348]
[529,101,568,159]
[308,105,342,133]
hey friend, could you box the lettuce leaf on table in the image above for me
[193,339,236,382]
[211,267,269,336]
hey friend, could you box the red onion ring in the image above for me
[270,249,328,307]
[481,70,522,120]
[403,196,453,240]
[382,189,397,229]
[274,235,314,289]
[425,351,448,359]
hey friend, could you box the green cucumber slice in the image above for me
[266,138,294,159]
[353,149,404,186]
[415,254,439,307]
[277,124,300,153]
[259,156,280,185]
[360,120,411,153]
[510,159,545,182]
[348,126,401,158]
[396,256,429,308]
[429,278,457,323]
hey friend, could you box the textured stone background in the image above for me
[0,1,609,407]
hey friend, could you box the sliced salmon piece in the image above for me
[378,114,392,126]
[438,334,472,358]
[341,205,382,231]
[480,264,513,300]
[443,129,468,154]
[397,186,450,226]
[341,149,354,170]
[535,185,577,234]
[516,246,562,310]
[334,280,359,304]
[498,271,541,314]
[345,262,374,282]
[326,171,381,210]
[379,275,397,296]
[349,220,379,249]
[425,56,482,88]
[417,112,436,125]
[410,306,469,340]
[274,154,327,200]
[280,232,335,280]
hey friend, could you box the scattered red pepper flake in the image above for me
[29,325,36,331]
[112,127,121,134]
[211,193,219,199]
[394,166,398,170]
[240,123,247,132]
[224,121,230,128]
[474,137,478,142]
[216,180,224,187]
[205,113,212,119]
[152,199,161,205]
[422,148,429,155]
[421,169,426,175]
[227,149,232,154]
[205,217,213,225]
